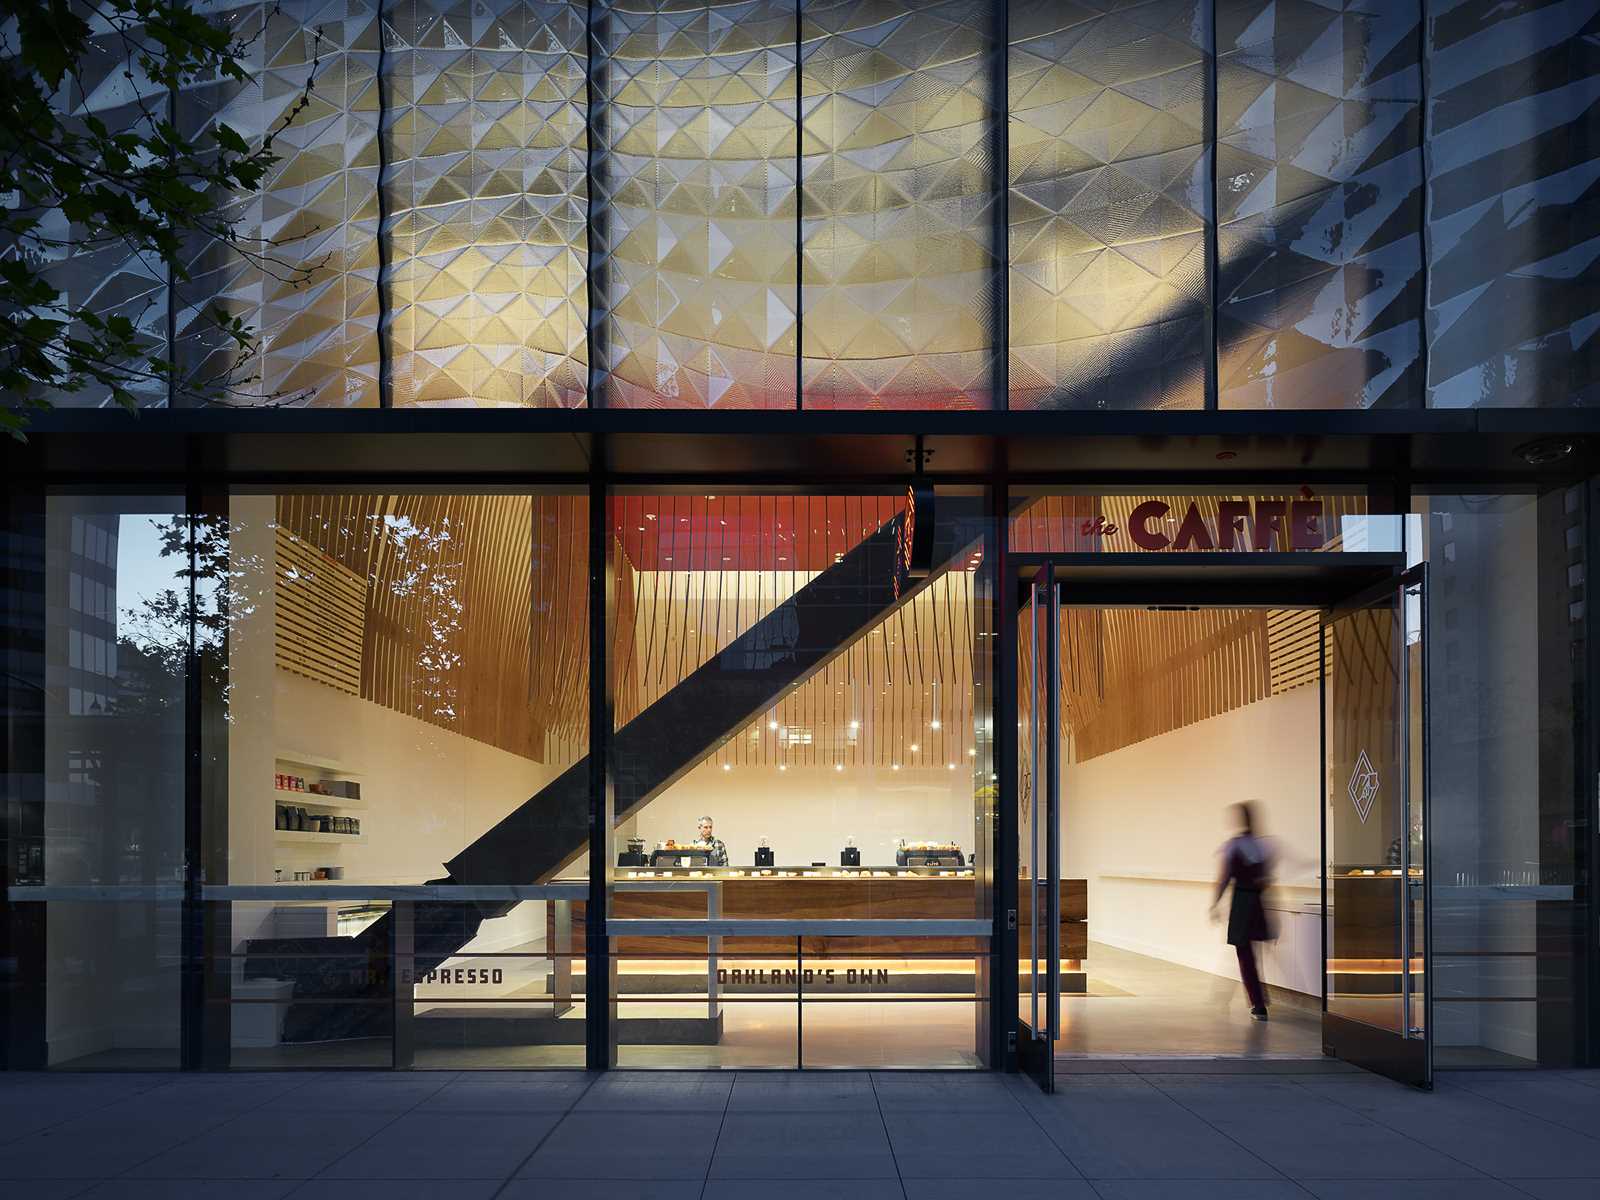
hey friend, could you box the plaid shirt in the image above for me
[700,836,728,866]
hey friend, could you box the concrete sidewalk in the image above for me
[3,1063,1600,1198]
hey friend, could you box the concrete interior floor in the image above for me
[1049,941,1323,1059]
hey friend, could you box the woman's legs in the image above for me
[1236,942,1266,1012]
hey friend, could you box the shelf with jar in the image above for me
[273,753,367,844]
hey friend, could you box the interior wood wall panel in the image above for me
[274,526,365,696]
[272,493,589,764]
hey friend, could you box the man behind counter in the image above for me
[697,815,729,866]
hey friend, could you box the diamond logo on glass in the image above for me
[1348,750,1379,824]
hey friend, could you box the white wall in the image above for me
[226,497,574,954]
[629,760,981,868]
[1064,683,1322,995]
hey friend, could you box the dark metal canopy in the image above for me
[6,407,1598,487]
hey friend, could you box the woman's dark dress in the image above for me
[1223,837,1274,946]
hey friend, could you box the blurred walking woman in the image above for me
[1211,802,1275,1021]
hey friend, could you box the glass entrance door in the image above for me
[1017,566,1060,1090]
[1321,565,1431,1087]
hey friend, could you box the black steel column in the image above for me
[392,901,414,1069]
[992,0,1009,411]
[376,0,393,408]
[0,478,47,1069]
[585,0,607,409]
[587,437,615,1069]
[1585,476,1599,1067]
[992,452,1018,1071]
[1204,0,1219,411]
[795,0,803,410]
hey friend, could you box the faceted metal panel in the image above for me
[1425,1,1600,408]
[800,0,1000,409]
[383,0,589,407]
[1217,0,1425,409]
[174,0,383,407]
[591,0,799,408]
[1007,0,1210,411]
[38,18,173,408]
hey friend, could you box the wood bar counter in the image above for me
[551,868,1088,958]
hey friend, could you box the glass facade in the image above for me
[6,472,1591,1075]
[4,0,1598,1087]
[3,496,191,1067]
[1417,491,1591,1067]
[37,0,1599,409]
[604,489,995,1065]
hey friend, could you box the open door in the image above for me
[1321,565,1431,1087]
[1017,565,1060,1091]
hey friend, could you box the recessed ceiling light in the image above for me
[721,763,731,772]
[1516,437,1576,466]
[910,743,920,752]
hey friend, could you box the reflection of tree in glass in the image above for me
[379,513,465,726]
[118,513,264,718]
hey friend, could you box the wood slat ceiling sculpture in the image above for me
[609,495,987,771]
[274,494,589,764]
[271,489,1346,775]
[274,491,966,773]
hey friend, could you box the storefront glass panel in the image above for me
[1415,490,1591,1068]
[605,487,996,1066]
[205,490,589,1067]
[4,494,191,1068]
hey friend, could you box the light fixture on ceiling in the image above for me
[910,743,920,752]
[930,718,941,730]
[721,763,731,772]
[968,748,976,757]
[768,719,779,730]
[891,763,901,771]
[778,764,787,772]
[834,763,843,772]
[1515,437,1576,466]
